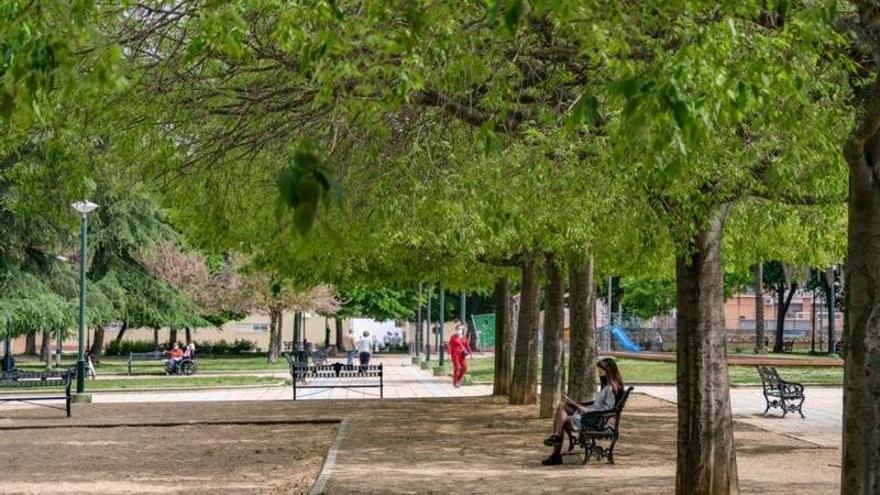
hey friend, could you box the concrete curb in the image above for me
[309,417,350,495]
[0,417,341,431]
[87,383,288,394]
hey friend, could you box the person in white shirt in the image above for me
[356,331,373,366]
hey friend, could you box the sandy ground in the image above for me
[0,421,335,495]
[0,394,839,494]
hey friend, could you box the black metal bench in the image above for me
[756,365,805,418]
[0,369,73,417]
[288,361,383,400]
[128,351,197,375]
[566,386,634,464]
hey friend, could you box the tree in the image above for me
[620,276,676,321]
[539,254,565,418]
[837,3,880,491]
[754,263,766,354]
[762,261,803,353]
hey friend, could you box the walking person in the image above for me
[448,323,472,387]
[343,329,357,366]
[356,331,373,367]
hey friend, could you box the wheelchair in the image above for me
[166,357,198,376]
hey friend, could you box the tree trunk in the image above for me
[509,257,540,406]
[540,254,566,418]
[674,205,739,495]
[267,309,279,363]
[89,327,105,361]
[167,328,178,347]
[274,311,284,357]
[24,333,37,355]
[754,263,765,354]
[294,311,303,348]
[114,321,128,344]
[41,330,51,370]
[568,257,598,403]
[335,318,344,353]
[185,327,193,345]
[841,72,880,493]
[773,283,797,353]
[493,276,513,396]
[153,328,159,351]
[324,317,331,348]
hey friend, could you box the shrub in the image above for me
[198,339,257,356]
[384,343,410,354]
[105,340,157,356]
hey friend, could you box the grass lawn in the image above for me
[467,356,843,385]
[16,355,290,374]
[85,375,287,390]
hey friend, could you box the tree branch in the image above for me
[411,89,523,133]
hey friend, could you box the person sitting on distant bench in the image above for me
[541,358,626,466]
[165,343,184,374]
[183,342,196,359]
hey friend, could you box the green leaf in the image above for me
[504,0,523,35]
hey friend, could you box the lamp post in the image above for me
[2,310,13,372]
[425,285,432,362]
[71,200,98,396]
[438,285,445,366]
[826,265,837,355]
[415,283,422,359]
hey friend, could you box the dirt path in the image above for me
[1,422,334,495]
[0,394,840,494]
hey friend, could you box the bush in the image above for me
[106,338,258,356]
[383,343,410,354]
[105,340,157,356]
[198,339,257,356]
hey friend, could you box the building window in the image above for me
[238,323,269,332]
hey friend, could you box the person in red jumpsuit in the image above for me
[448,323,472,388]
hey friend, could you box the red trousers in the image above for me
[452,354,467,384]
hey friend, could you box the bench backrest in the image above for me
[756,365,784,390]
[606,386,634,432]
[290,362,383,379]
[130,351,164,361]
[0,369,72,387]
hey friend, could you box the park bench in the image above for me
[782,341,794,353]
[755,365,805,418]
[128,351,197,375]
[0,369,73,417]
[287,361,383,400]
[565,386,634,465]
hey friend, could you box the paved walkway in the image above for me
[638,385,842,447]
[89,355,492,403]
[608,351,844,366]
[4,355,842,449]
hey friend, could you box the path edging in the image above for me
[309,417,350,495]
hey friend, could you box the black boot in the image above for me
[541,453,563,466]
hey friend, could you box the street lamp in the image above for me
[71,200,98,396]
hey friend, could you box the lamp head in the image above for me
[71,200,98,215]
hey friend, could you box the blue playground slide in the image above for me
[609,325,642,352]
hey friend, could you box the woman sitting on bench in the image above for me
[541,357,625,466]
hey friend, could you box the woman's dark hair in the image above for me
[597,358,624,399]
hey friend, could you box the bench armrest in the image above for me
[781,381,804,395]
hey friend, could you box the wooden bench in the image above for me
[565,386,634,464]
[128,351,197,375]
[782,341,794,353]
[0,369,73,417]
[756,366,805,418]
[287,361,383,400]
